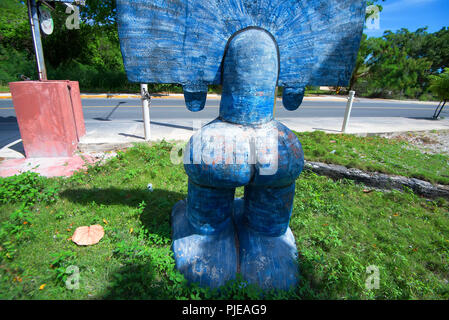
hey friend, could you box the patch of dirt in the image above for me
[77,150,118,165]
[379,130,449,155]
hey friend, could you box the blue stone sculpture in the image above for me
[117,0,367,290]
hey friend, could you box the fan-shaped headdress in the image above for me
[117,0,366,110]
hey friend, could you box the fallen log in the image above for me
[304,161,449,199]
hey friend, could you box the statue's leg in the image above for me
[172,179,237,288]
[233,183,299,290]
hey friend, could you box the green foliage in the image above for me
[349,33,370,90]
[353,27,449,100]
[425,27,449,73]
[429,68,449,101]
[291,172,449,299]
[47,60,138,92]
[0,1,35,84]
[81,0,117,26]
[0,172,59,264]
[49,250,76,283]
[0,0,32,52]
[0,171,59,206]
[0,44,37,85]
[0,141,448,299]
[0,203,35,261]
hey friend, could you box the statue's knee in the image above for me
[243,183,296,237]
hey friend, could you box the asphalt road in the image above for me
[0,97,444,121]
[2,96,447,149]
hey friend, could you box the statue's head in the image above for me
[220,28,278,125]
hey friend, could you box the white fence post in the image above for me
[140,84,151,141]
[342,90,355,133]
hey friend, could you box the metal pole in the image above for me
[342,90,355,133]
[435,100,447,119]
[27,0,47,80]
[141,84,151,141]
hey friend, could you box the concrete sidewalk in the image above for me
[3,115,449,155]
[1,115,448,177]
[77,116,449,147]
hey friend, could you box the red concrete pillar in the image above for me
[9,80,86,158]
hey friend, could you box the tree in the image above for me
[80,0,117,26]
[429,68,449,119]
[0,0,37,84]
[352,28,438,99]
[350,0,384,91]
[42,3,122,71]
[425,27,449,74]
[349,34,371,90]
[0,0,33,53]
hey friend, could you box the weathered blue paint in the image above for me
[171,200,238,288]
[117,0,366,110]
[186,180,235,235]
[233,198,299,290]
[242,183,296,237]
[219,29,277,124]
[117,1,367,290]
[282,87,306,111]
[184,119,304,188]
[182,83,208,112]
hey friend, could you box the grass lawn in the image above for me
[296,131,449,185]
[0,85,10,93]
[0,141,448,300]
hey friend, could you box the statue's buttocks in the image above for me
[184,118,304,188]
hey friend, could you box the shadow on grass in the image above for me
[60,187,336,299]
[60,187,190,299]
[99,261,174,299]
[60,187,185,242]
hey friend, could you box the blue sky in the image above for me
[365,0,449,37]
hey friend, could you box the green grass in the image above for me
[0,142,448,300]
[0,85,9,92]
[295,131,449,185]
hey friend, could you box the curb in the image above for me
[0,93,342,101]
[2,93,435,103]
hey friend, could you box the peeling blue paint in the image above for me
[233,198,299,291]
[171,200,238,288]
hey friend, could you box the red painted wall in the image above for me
[9,80,85,158]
